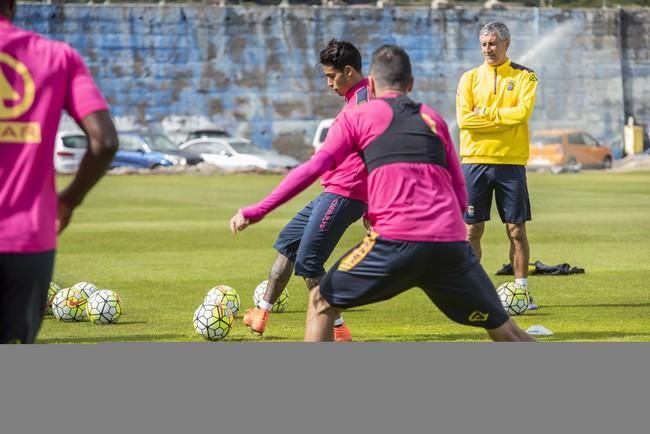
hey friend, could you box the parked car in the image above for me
[112,132,182,169]
[118,131,203,166]
[54,130,88,174]
[179,137,300,171]
[312,118,334,152]
[528,129,613,174]
[185,129,230,142]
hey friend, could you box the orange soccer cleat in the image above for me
[333,322,353,342]
[243,307,270,336]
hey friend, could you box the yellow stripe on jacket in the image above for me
[456,58,538,165]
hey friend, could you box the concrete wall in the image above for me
[14,4,650,157]
[621,8,650,128]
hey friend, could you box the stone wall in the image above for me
[14,4,650,157]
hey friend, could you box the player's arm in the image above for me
[57,46,118,234]
[57,111,118,234]
[231,113,358,233]
[482,72,538,126]
[456,72,507,133]
[230,151,336,233]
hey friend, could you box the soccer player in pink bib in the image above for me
[241,39,369,341]
[0,0,118,343]
[231,45,534,342]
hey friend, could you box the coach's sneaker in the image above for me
[243,307,269,335]
[527,293,538,310]
[333,323,353,342]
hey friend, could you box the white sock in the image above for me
[515,278,528,289]
[333,316,345,327]
[257,300,273,311]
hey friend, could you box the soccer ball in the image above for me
[87,290,122,324]
[52,287,88,322]
[71,281,98,299]
[204,285,240,316]
[253,280,289,313]
[193,303,234,341]
[496,282,530,316]
[45,281,61,315]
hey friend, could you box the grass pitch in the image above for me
[38,170,650,343]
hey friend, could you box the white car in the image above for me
[54,130,88,174]
[179,137,300,171]
[312,118,334,152]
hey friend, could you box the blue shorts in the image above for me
[273,192,367,278]
[462,164,531,224]
[320,234,509,330]
[0,250,55,344]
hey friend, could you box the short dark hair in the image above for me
[319,39,362,73]
[0,0,14,15]
[369,45,412,90]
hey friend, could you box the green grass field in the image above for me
[38,170,650,343]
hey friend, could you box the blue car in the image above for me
[111,132,185,169]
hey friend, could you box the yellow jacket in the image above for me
[456,58,538,165]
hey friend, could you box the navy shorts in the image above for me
[462,164,531,224]
[0,250,55,344]
[320,234,509,330]
[273,192,367,278]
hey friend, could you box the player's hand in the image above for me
[56,199,74,235]
[473,107,485,116]
[230,210,251,234]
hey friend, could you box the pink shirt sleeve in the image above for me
[422,107,467,212]
[241,113,361,222]
[63,45,109,122]
[241,151,336,222]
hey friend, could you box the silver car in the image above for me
[54,130,88,174]
[312,118,334,152]
[179,137,300,171]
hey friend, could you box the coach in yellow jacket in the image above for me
[456,21,539,309]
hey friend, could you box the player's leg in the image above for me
[463,164,494,260]
[0,251,55,344]
[506,222,530,284]
[243,199,314,335]
[418,241,535,342]
[304,285,339,341]
[467,222,485,260]
[295,193,366,342]
[263,253,294,306]
[309,234,418,341]
[486,318,536,342]
[495,165,535,309]
[303,275,352,342]
[243,252,295,335]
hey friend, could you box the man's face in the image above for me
[322,64,353,97]
[480,32,509,66]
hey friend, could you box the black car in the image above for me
[118,131,204,165]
